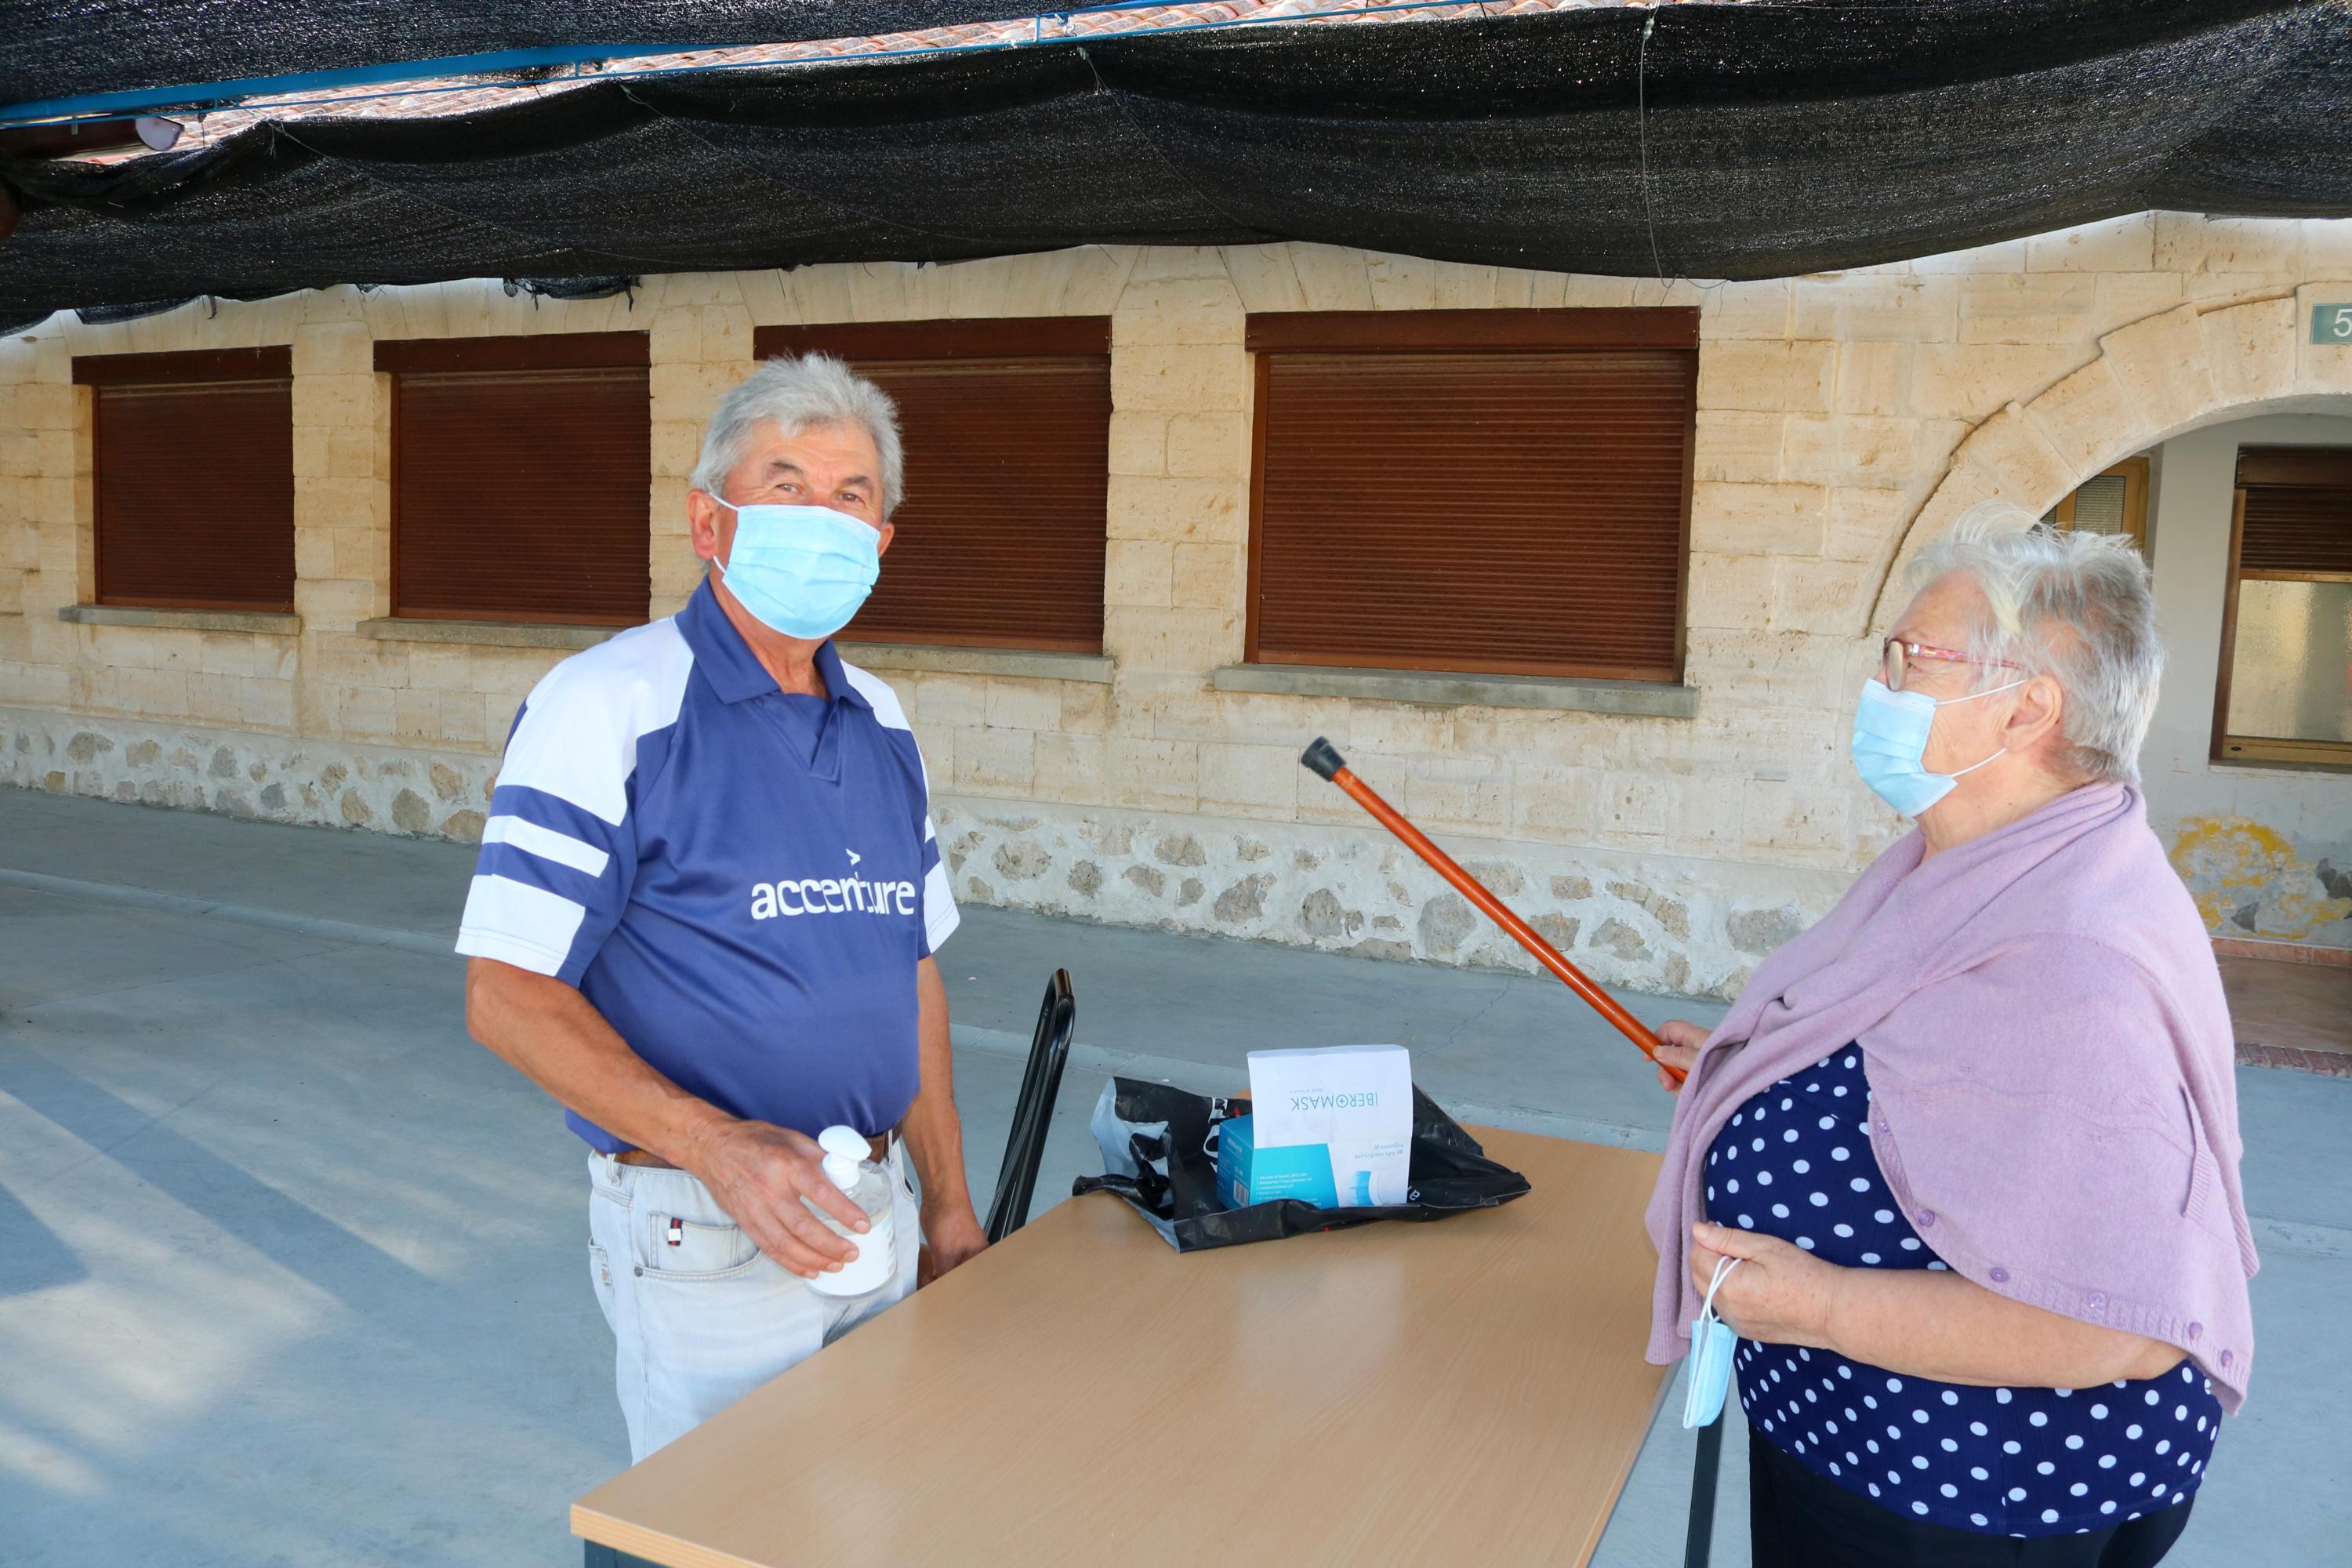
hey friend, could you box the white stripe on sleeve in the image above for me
[923,857,960,953]
[454,873,590,976]
[481,813,612,877]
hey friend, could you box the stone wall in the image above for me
[6,216,2351,992]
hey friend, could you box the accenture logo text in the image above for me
[750,848,916,921]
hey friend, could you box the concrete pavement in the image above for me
[1,788,2343,1566]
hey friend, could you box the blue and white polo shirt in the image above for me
[455,579,957,1152]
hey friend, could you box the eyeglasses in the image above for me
[1882,637,2025,693]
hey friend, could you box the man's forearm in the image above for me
[1828,1267,2183,1388]
[464,956,732,1164]
[899,956,974,1214]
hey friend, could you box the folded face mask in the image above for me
[1681,1255,1744,1429]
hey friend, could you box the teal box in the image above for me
[1216,1113,1340,1210]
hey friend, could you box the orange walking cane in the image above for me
[1301,738,1683,1085]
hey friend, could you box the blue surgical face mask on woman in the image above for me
[1849,677,2024,818]
[707,499,881,641]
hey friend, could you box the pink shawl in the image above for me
[1645,783,2259,1413]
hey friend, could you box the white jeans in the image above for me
[586,1145,919,1463]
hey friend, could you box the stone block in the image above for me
[1510,763,1598,840]
[1060,680,1116,735]
[913,673,987,729]
[1104,606,1239,674]
[186,672,242,725]
[2151,213,2298,276]
[1170,541,1240,609]
[2092,273,2186,327]
[1689,482,1828,557]
[1686,551,1778,632]
[2024,214,2154,273]
[1165,412,1250,479]
[291,321,374,378]
[1822,485,1922,564]
[292,372,379,430]
[983,678,1062,732]
[1108,412,1167,477]
[1280,245,1378,312]
[1740,775,1854,858]
[1103,538,1173,608]
[1697,339,1835,414]
[119,666,189,717]
[1694,410,1785,484]
[1830,341,1914,416]
[1197,740,1301,815]
[1958,275,2096,346]
[953,725,1036,793]
[1783,414,1958,491]
[1595,768,1671,848]
[652,419,705,480]
[1769,558,1871,636]
[1105,475,1243,544]
[1125,247,1232,285]
[1347,701,1451,756]
[2097,304,2216,435]
[1112,278,1246,347]
[1792,276,1956,343]
[1105,736,1200,809]
[327,426,376,478]
[2022,359,2149,481]
[1219,245,1312,314]
[1697,280,1792,340]
[1111,343,1250,413]
[2201,296,2299,408]
[1945,404,2078,513]
[1033,731,1106,797]
[1908,343,2084,423]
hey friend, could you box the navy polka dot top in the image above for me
[1701,1047,2221,1537]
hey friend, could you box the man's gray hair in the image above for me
[690,354,906,517]
[1907,500,2164,785]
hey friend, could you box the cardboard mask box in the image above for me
[1229,1044,1413,1210]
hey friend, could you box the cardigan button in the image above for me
[2187,1322,2203,1340]
[1988,1265,2010,1283]
[1917,1210,1936,1228]
[2087,1291,2107,1312]
[2220,1349,2234,1367]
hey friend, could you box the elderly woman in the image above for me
[1644,506,2256,1568]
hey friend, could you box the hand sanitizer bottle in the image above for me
[804,1125,895,1299]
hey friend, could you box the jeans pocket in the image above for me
[641,1213,759,1279]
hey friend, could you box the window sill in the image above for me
[60,604,302,635]
[356,617,623,651]
[1214,662,1697,717]
[835,641,1114,684]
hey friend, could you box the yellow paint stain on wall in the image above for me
[2168,815,2352,939]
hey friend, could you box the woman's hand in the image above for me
[1688,1221,1842,1349]
[1652,1018,1708,1092]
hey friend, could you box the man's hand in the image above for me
[1653,1018,1708,1092]
[1687,1221,1841,1349]
[918,1204,987,1288]
[684,1119,870,1279]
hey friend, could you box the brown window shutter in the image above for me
[753,323,1111,653]
[2235,445,2352,576]
[1247,318,1696,683]
[83,353,294,612]
[390,364,651,624]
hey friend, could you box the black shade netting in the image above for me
[1,2,2347,324]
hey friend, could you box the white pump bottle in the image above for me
[804,1124,895,1299]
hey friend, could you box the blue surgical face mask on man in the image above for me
[1849,677,2024,818]
[707,499,881,641]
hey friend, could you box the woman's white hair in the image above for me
[689,353,906,517]
[1906,500,2164,785]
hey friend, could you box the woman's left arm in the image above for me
[1689,1221,2183,1388]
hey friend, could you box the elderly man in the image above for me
[458,354,986,1463]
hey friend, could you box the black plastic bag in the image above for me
[1073,1076,1530,1251]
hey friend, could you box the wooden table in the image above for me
[574,1128,1668,1568]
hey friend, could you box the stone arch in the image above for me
[1865,288,2352,633]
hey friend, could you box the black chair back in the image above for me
[983,969,1076,1244]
